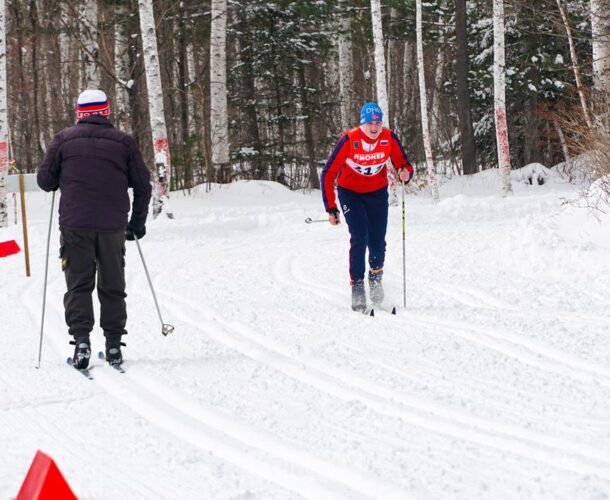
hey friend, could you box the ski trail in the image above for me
[90,368,369,500]
[425,282,511,309]
[407,312,610,386]
[116,364,411,500]
[281,254,610,389]
[19,276,200,500]
[424,280,610,329]
[28,273,409,499]
[153,287,610,479]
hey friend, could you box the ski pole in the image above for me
[36,190,55,369]
[401,181,407,309]
[304,217,327,224]
[133,235,174,336]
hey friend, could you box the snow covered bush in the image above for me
[584,175,610,213]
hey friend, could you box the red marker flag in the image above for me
[0,239,21,258]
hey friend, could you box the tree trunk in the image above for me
[430,25,444,151]
[80,0,100,90]
[370,0,389,126]
[591,0,610,129]
[556,0,593,129]
[178,11,192,190]
[523,95,543,165]
[454,0,477,174]
[591,0,610,94]
[337,0,353,129]
[236,14,263,180]
[114,4,130,132]
[553,120,570,163]
[186,43,197,136]
[493,0,513,195]
[210,0,230,183]
[298,64,319,189]
[0,0,7,227]
[138,0,173,218]
[416,0,439,202]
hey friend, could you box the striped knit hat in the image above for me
[76,89,110,119]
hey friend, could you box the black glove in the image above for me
[328,208,340,223]
[126,223,146,241]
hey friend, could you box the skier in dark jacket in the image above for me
[321,102,413,312]
[37,89,152,369]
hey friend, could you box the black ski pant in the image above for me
[60,229,127,345]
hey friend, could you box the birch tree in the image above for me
[416,0,439,202]
[493,0,512,195]
[591,0,610,95]
[79,0,100,90]
[591,0,610,128]
[556,0,593,129]
[210,0,230,182]
[370,0,388,127]
[337,0,353,129]
[114,5,131,132]
[0,0,7,228]
[186,44,197,136]
[138,0,173,218]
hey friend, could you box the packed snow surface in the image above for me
[1,173,609,499]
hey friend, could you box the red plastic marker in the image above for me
[16,450,77,500]
[0,239,20,258]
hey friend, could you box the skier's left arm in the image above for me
[389,131,414,183]
[126,137,153,232]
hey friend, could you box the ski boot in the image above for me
[368,268,384,305]
[351,279,367,312]
[105,342,125,367]
[70,338,91,369]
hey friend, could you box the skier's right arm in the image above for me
[320,133,349,216]
[37,134,63,192]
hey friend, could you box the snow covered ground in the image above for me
[1,172,610,499]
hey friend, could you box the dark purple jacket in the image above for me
[37,115,152,232]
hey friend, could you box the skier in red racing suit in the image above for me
[321,102,413,312]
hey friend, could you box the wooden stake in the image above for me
[19,174,31,277]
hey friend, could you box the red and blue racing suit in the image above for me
[321,126,413,283]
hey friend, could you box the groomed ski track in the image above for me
[2,179,610,499]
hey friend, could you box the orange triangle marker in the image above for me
[16,450,77,500]
[0,239,20,258]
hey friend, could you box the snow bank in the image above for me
[438,165,572,198]
[188,180,308,207]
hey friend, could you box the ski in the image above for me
[372,304,397,315]
[66,357,94,380]
[98,352,125,373]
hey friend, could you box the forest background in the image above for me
[2,0,609,196]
